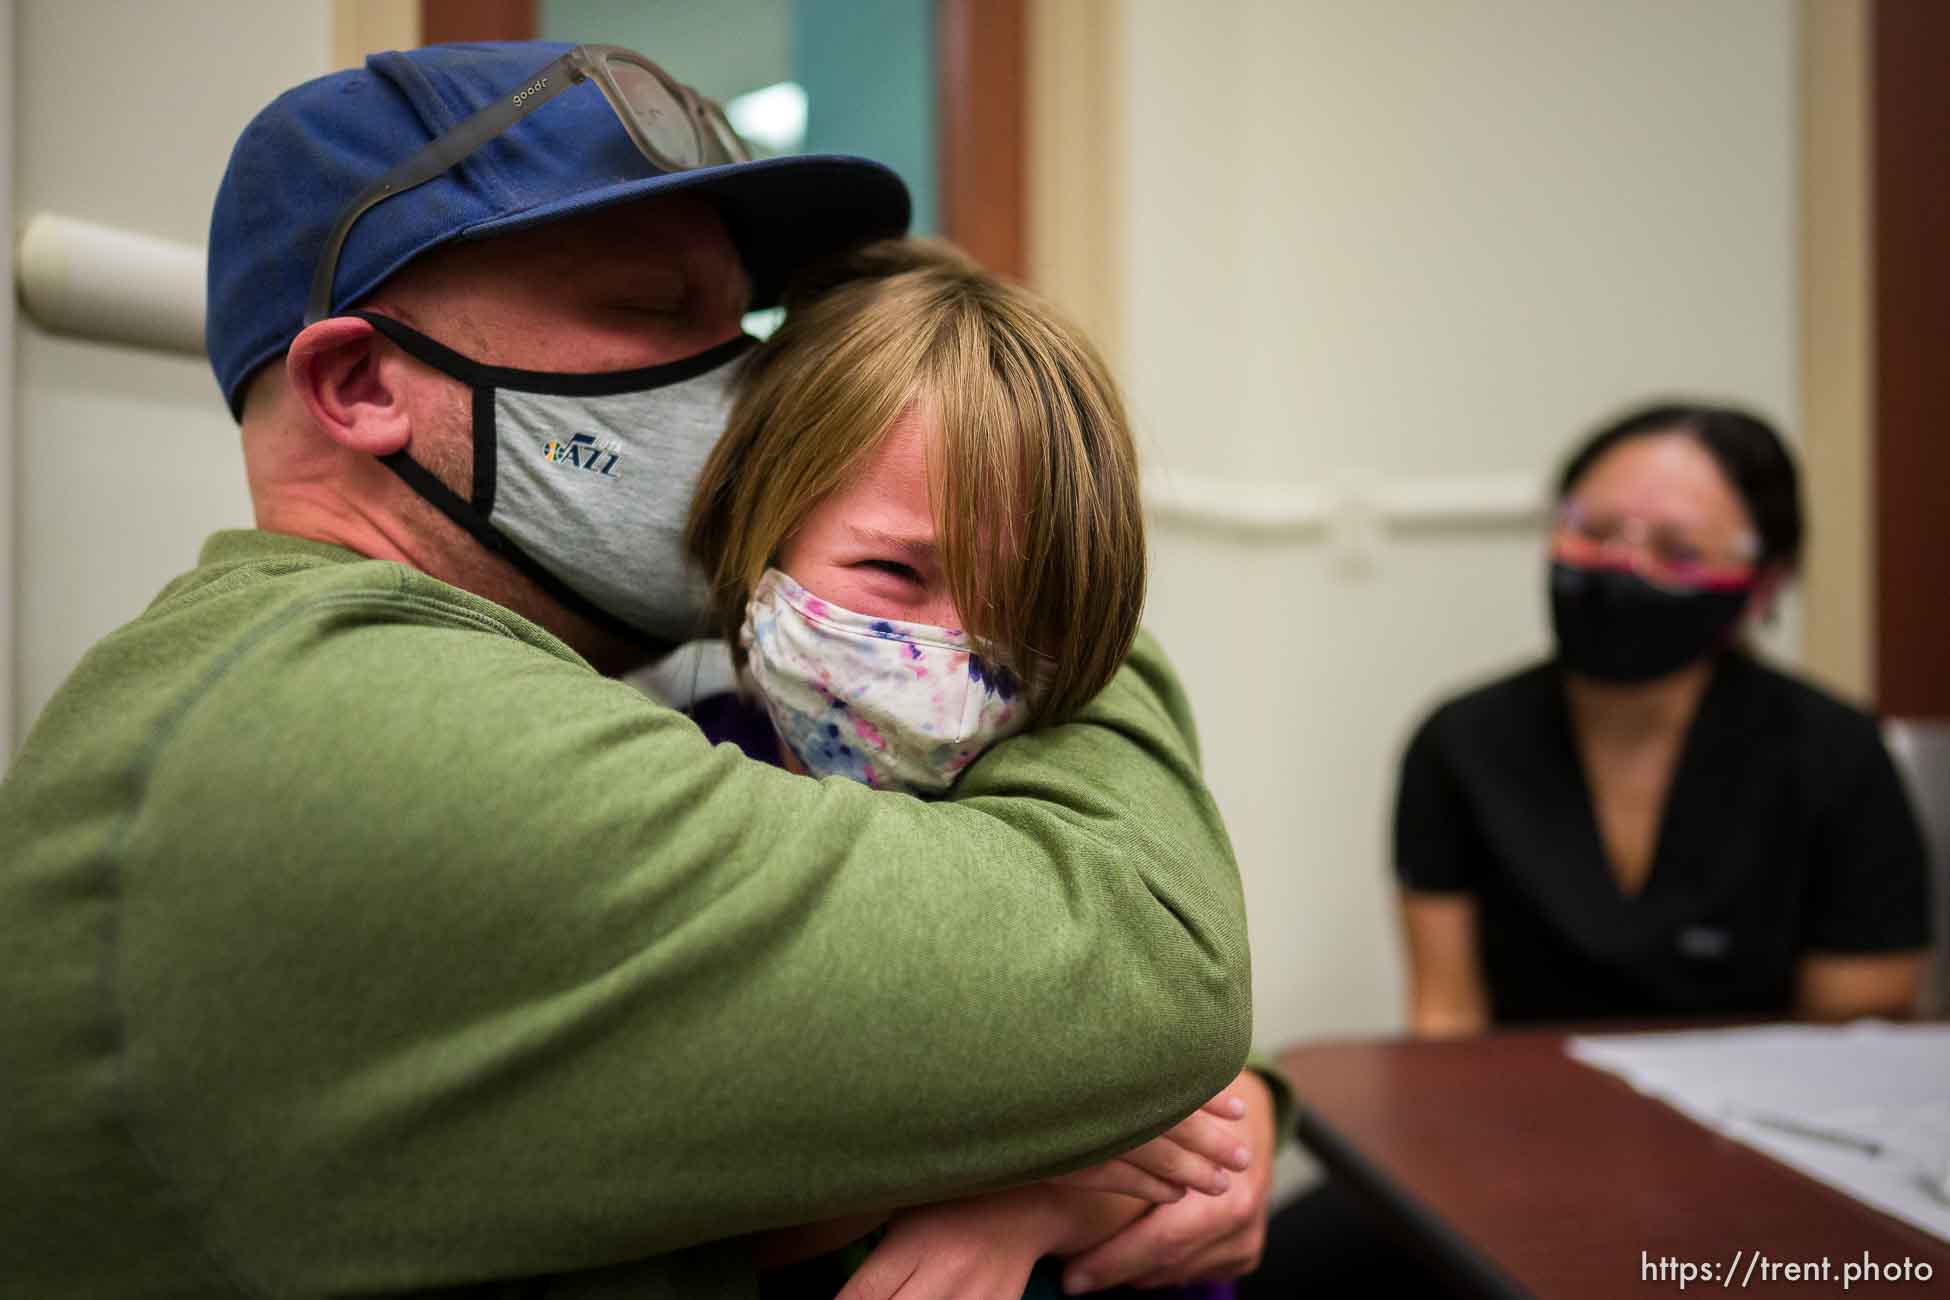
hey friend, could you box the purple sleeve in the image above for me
[686,691,785,768]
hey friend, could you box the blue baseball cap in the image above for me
[208,41,911,418]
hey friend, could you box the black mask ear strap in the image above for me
[376,446,495,550]
[343,311,498,518]
[351,310,505,387]
[350,308,757,394]
[350,315,655,652]
[377,434,660,651]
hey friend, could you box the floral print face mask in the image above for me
[740,568,1032,794]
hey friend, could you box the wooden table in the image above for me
[1276,1030,1950,1298]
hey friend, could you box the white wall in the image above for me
[10,0,331,753]
[1116,0,1799,1043]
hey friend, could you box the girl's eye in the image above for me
[858,559,922,583]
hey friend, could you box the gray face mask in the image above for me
[353,311,753,648]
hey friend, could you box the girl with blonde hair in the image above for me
[685,240,1256,1297]
[687,238,1146,792]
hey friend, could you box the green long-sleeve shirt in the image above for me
[0,529,1254,1298]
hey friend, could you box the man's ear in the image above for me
[286,316,413,456]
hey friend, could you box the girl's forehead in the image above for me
[804,404,938,536]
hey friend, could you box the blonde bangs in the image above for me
[922,273,1145,726]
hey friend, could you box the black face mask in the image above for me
[1549,561,1752,684]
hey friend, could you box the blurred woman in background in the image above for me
[1245,402,1933,1300]
[1395,402,1932,1032]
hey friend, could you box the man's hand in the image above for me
[833,1076,1267,1298]
[1050,1086,1254,1203]
[1059,1070,1277,1293]
[833,1188,1061,1300]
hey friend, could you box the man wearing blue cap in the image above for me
[0,43,1273,1297]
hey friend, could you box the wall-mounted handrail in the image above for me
[15,212,205,357]
[1144,469,1547,572]
[1145,471,1546,534]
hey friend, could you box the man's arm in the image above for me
[121,595,1251,1293]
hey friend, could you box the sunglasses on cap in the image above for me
[305,43,750,326]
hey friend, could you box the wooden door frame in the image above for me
[421,0,535,45]
[1872,0,1950,719]
[937,0,1028,280]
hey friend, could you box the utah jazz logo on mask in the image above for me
[541,432,622,479]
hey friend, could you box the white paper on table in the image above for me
[1566,1022,1950,1244]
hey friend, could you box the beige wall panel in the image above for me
[1798,0,1873,704]
[335,0,423,69]
[1026,0,1123,370]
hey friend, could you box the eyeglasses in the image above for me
[305,43,751,326]
[1550,501,1759,590]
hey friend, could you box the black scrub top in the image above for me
[1394,651,1932,1024]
